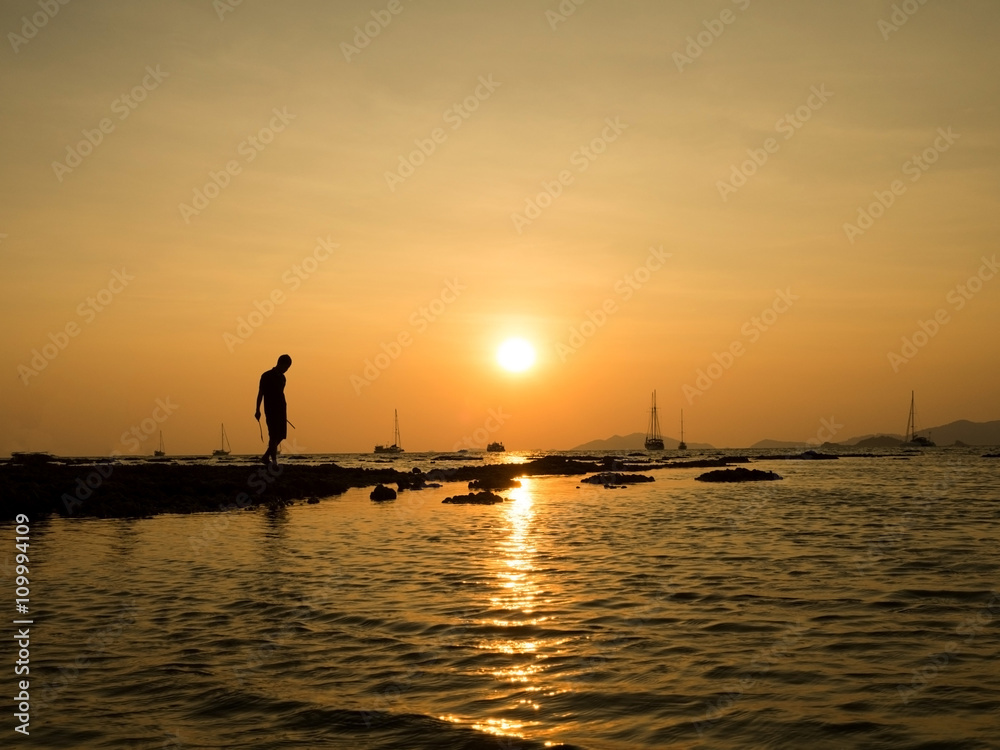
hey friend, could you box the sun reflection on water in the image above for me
[467,477,567,740]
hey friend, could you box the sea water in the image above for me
[8,449,1000,749]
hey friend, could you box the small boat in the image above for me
[212,423,231,456]
[645,391,665,450]
[903,391,935,447]
[154,431,165,457]
[678,410,687,451]
[486,441,505,452]
[374,409,404,454]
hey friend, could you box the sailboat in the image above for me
[678,410,687,451]
[374,409,404,454]
[212,423,231,456]
[645,391,665,450]
[904,391,935,447]
[154,431,165,457]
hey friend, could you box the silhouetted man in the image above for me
[255,354,292,467]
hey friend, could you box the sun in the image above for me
[497,338,536,373]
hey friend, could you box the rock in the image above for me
[664,457,749,469]
[696,468,783,483]
[396,468,434,491]
[10,452,58,466]
[370,484,397,502]
[468,477,522,490]
[755,450,839,461]
[581,472,655,485]
[442,491,505,505]
[983,453,1000,459]
[307,497,320,504]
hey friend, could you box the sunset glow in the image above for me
[1,1,997,455]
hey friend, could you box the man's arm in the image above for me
[255,376,264,420]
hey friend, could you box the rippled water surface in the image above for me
[12,450,1000,749]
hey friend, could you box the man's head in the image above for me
[276,354,292,372]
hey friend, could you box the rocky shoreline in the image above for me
[0,454,651,520]
[3,449,951,520]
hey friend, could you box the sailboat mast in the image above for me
[906,391,915,442]
[649,391,661,439]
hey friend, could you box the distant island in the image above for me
[776,419,1000,449]
[578,419,1000,451]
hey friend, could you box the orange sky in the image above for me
[2,0,998,455]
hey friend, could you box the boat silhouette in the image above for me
[904,391,935,447]
[645,391,665,450]
[374,409,404,454]
[212,423,231,456]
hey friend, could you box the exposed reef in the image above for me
[696,468,783,483]
[753,450,839,461]
[468,477,522,491]
[442,491,505,505]
[0,454,597,520]
[580,472,655,486]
